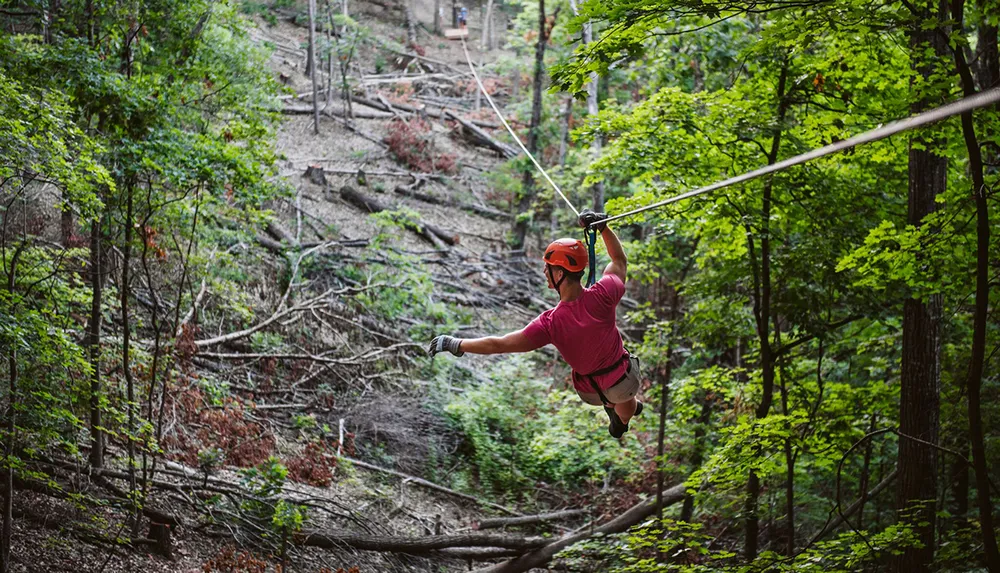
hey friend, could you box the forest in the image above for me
[0,0,997,571]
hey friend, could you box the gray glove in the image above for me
[429,335,464,357]
[578,209,608,232]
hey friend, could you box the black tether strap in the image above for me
[579,352,629,406]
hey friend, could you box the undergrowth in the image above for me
[441,355,646,501]
[384,118,457,173]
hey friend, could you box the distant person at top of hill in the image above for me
[428,210,643,438]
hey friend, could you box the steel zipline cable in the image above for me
[460,38,1000,228]
[460,38,580,217]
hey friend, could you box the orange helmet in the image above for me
[543,238,588,273]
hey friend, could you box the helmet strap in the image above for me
[546,264,567,295]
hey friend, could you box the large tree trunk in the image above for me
[893,3,948,570]
[511,0,548,249]
[744,59,788,562]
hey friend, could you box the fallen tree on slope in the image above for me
[472,482,687,573]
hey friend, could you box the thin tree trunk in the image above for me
[511,0,549,249]
[1,346,12,573]
[858,413,878,529]
[776,318,794,556]
[745,59,788,562]
[404,0,418,47]
[568,0,602,210]
[87,217,104,469]
[433,0,441,33]
[308,0,320,134]
[656,285,679,520]
[1,243,25,573]
[60,192,74,247]
[893,4,948,570]
[474,0,494,111]
[121,180,140,535]
[326,1,334,110]
[680,394,711,522]
[550,96,572,238]
[951,3,1000,566]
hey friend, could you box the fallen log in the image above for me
[342,455,520,516]
[351,95,500,129]
[266,220,297,244]
[475,508,588,530]
[471,483,687,573]
[283,103,394,119]
[299,531,547,555]
[394,184,511,221]
[339,186,458,248]
[445,111,518,158]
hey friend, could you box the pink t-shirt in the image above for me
[522,274,628,392]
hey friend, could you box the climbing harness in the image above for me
[459,39,1000,231]
[580,352,632,406]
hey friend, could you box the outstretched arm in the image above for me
[458,329,539,354]
[429,329,541,357]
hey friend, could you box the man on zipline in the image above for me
[429,210,643,438]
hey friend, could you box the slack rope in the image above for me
[460,38,580,217]
[591,87,1000,227]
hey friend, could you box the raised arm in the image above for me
[600,225,627,284]
[579,210,627,284]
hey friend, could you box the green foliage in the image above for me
[444,356,644,498]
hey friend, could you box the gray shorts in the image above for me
[575,356,641,406]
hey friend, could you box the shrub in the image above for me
[286,440,338,487]
[444,356,645,497]
[384,118,457,174]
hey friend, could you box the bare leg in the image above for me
[614,397,638,425]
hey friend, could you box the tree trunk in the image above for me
[308,0,320,134]
[656,286,679,519]
[60,194,74,247]
[680,394,712,522]
[87,217,105,469]
[858,413,877,529]
[777,319,795,556]
[121,180,140,535]
[745,59,788,562]
[951,2,1000,567]
[568,0,603,210]
[511,0,548,249]
[404,0,418,48]
[1,244,24,573]
[893,5,948,571]
[433,0,441,33]
[551,96,572,238]
[474,0,494,111]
